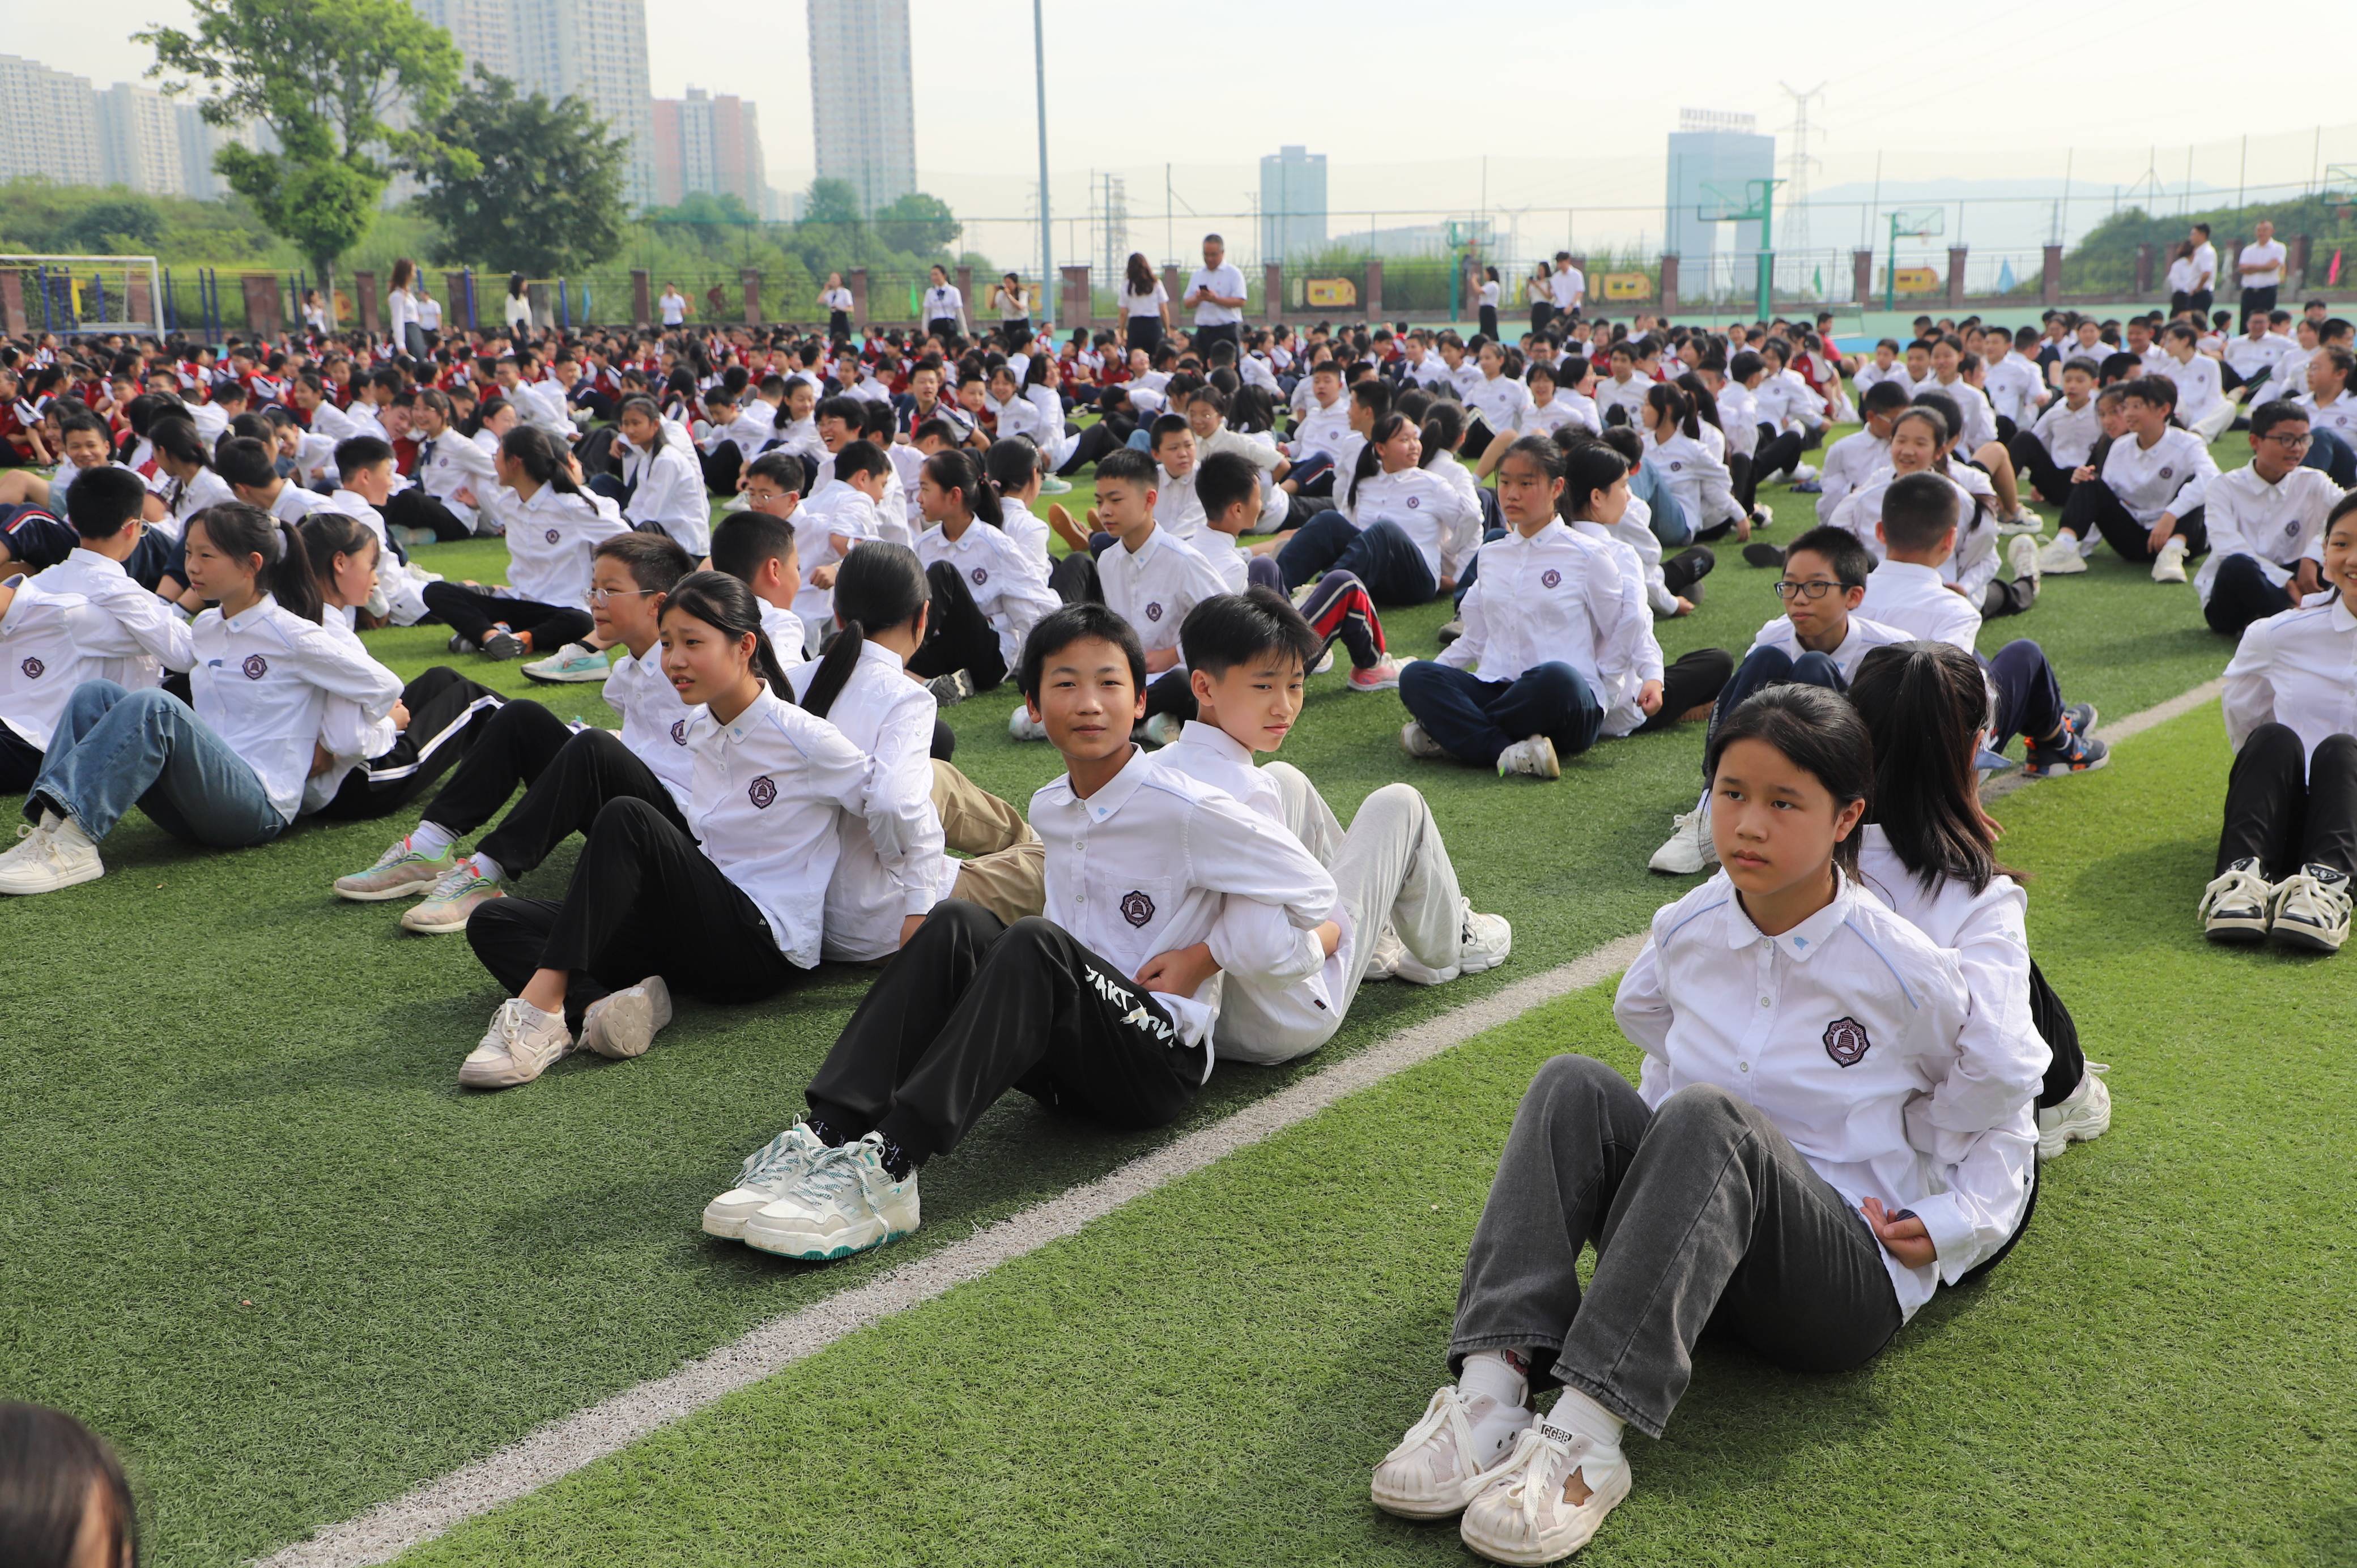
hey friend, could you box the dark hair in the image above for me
[1703,684,1875,876]
[65,465,146,540]
[1785,523,1874,590]
[1179,585,1320,680]
[1095,446,1157,489]
[593,530,694,593]
[297,508,380,594]
[1347,412,1415,510]
[333,435,394,483]
[1860,379,1912,415]
[658,569,797,699]
[2248,400,2311,439]
[1850,642,2016,896]
[1194,449,1261,522]
[185,501,322,623]
[1126,252,1156,295]
[982,436,1042,496]
[1419,400,1464,460]
[1018,601,1147,704]
[744,450,806,494]
[1349,377,1393,421]
[1498,432,1565,485]
[709,510,798,589]
[1560,441,1628,519]
[793,541,931,719]
[2123,374,2177,411]
[1879,472,1960,553]
[921,448,1003,526]
[148,416,210,471]
[1645,381,1700,439]
[816,394,865,428]
[0,1403,138,1568]
[500,424,581,495]
[832,438,890,482]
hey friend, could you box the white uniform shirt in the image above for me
[2294,391,2357,444]
[1984,354,2049,428]
[604,639,698,812]
[190,594,403,822]
[618,437,708,556]
[913,518,1060,672]
[2223,331,2290,381]
[2159,353,2226,428]
[1857,558,1982,653]
[164,468,236,534]
[1567,519,1668,734]
[1713,381,1760,461]
[1547,266,1585,311]
[2222,594,2357,759]
[413,432,499,530]
[1440,521,1636,699]
[921,284,965,326]
[1742,611,1913,680]
[1644,428,1741,532]
[1617,870,2030,1319]
[1463,372,1533,434]
[1343,466,1478,583]
[1815,427,1890,525]
[265,482,335,525]
[1121,281,1169,321]
[1002,501,1054,567]
[475,482,631,608]
[1184,263,1248,327]
[1596,372,1655,426]
[1853,361,1911,399]
[0,549,195,748]
[1525,393,1602,441]
[1914,373,1997,450]
[1289,399,1354,462]
[1029,745,1337,1058]
[1152,464,1207,544]
[2027,396,2101,470]
[2192,240,2219,292]
[2099,428,2217,526]
[792,485,884,645]
[786,640,953,962]
[2239,239,2288,288]
[2194,463,2343,608]
[1097,525,1229,661]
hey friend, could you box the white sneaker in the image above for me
[1007,706,1049,743]
[401,858,504,934]
[1788,462,1818,484]
[2269,864,2351,953]
[701,1122,831,1239]
[1362,924,1407,982]
[1372,1385,1534,1520]
[1397,898,1513,985]
[1998,506,2045,536]
[2037,1064,2112,1160]
[578,975,673,1059]
[458,998,573,1089]
[1648,807,1717,875]
[1401,721,1449,760]
[2035,535,2087,575]
[2198,857,2273,944]
[2151,535,2189,584]
[1141,711,1182,747]
[1457,1412,1632,1566]
[742,1132,920,1260]
[2007,532,2043,591]
[0,812,104,896]
[1496,735,1561,780]
[520,641,614,684]
[1312,646,1337,676]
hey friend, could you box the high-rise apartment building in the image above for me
[807,0,916,215]
[0,55,104,187]
[1259,146,1328,263]
[653,88,768,211]
[95,82,185,195]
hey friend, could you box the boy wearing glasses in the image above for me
[2196,404,2339,638]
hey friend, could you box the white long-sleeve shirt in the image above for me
[1984,354,2049,428]
[475,482,631,608]
[0,549,195,748]
[1463,371,1532,434]
[914,518,1060,673]
[1615,868,2031,1319]
[1741,611,1914,680]
[2026,396,2102,471]
[1831,467,1994,601]
[616,437,708,557]
[2194,463,2342,608]
[1856,558,1983,653]
[1814,427,1889,526]
[1343,466,1478,584]
[1440,521,1636,701]
[1914,373,1997,450]
[2222,593,2357,759]
[2098,428,2217,526]
[1097,525,1229,662]
[2158,353,2226,429]
[604,638,699,811]
[1568,519,1667,735]
[1644,428,1741,534]
[191,594,404,822]
[412,431,499,531]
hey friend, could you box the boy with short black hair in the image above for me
[708,506,807,657]
[1149,413,1206,543]
[2194,400,2339,637]
[2039,374,2217,581]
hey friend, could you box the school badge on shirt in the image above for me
[242,654,269,679]
[19,657,42,679]
[1541,569,1562,589]
[747,776,777,809]
[971,566,989,585]
[1120,890,1155,927]
[1145,602,1164,622]
[1822,1016,1871,1068]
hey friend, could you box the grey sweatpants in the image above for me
[1449,1054,1903,1439]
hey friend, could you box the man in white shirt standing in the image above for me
[2237,220,2288,327]
[659,283,687,330]
[1184,233,1249,361]
[2188,223,2219,320]
[1549,252,1586,321]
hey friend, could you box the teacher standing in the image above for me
[1185,233,1248,359]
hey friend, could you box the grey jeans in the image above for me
[1450,1054,1902,1439]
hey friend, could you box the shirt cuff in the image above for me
[1904,1191,1979,1282]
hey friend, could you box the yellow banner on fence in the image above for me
[1892,266,1941,295]
[1304,278,1358,308]
[1601,272,1652,301]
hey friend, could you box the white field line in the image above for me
[252,682,2224,1568]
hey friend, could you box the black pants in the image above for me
[1194,322,1240,359]
[1982,640,2063,743]
[2240,285,2278,327]
[2062,483,2208,564]
[1126,316,1162,356]
[2006,430,2075,506]
[467,796,801,1025]
[1058,416,1135,476]
[927,318,960,340]
[2204,554,2299,639]
[1663,546,1713,600]
[1754,426,1806,486]
[803,901,1202,1168]
[2027,960,2084,1111]
[1047,551,1102,606]
[418,702,682,870]
[998,318,1031,351]
[700,444,743,494]
[909,558,1010,691]
[420,581,594,651]
[1462,414,1500,458]
[385,488,473,543]
[0,722,42,793]
[2217,723,2357,880]
[1636,647,1735,733]
[317,667,504,820]
[1479,305,1499,340]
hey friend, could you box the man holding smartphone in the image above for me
[1186,235,1249,360]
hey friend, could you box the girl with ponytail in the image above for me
[912,454,1060,697]
[0,503,406,896]
[1643,381,1747,542]
[1275,411,1478,608]
[981,436,1056,565]
[419,423,632,662]
[453,569,949,1090]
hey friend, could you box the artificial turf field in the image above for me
[4,437,2353,1568]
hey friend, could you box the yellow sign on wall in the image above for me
[1893,266,1941,295]
[1305,278,1358,308]
[1601,272,1653,301]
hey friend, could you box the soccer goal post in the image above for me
[0,255,166,339]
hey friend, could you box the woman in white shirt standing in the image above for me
[820,271,855,343]
[922,265,967,343]
[1120,252,1172,357]
[990,272,1032,352]
[1477,265,1501,342]
[1371,684,2039,1565]
[301,288,330,338]
[2198,493,2357,953]
[504,272,534,336]
[455,570,937,1089]
[388,258,424,359]
[0,504,404,896]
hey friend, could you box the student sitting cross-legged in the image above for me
[908,448,1059,700]
[1369,685,2042,1566]
[701,602,1335,1260]
[419,425,632,662]
[1154,589,1510,1066]
[456,572,944,1089]
[2189,401,2339,640]
[2036,374,2217,584]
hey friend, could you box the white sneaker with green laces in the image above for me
[578,975,672,1059]
[333,836,456,901]
[521,641,614,684]
[0,812,104,896]
[1457,1411,1633,1565]
[701,1122,831,1238]
[2269,864,2351,953]
[742,1133,920,1260]
[401,858,505,934]
[1372,1385,1534,1519]
[458,998,573,1089]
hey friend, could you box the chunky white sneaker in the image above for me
[1362,924,1407,982]
[1312,646,1337,676]
[458,998,573,1089]
[1348,655,1407,692]
[2007,532,2043,591]
[401,858,505,934]
[333,836,456,901]
[1401,721,1449,760]
[701,1122,831,1239]
[1648,807,1717,875]
[1496,735,1561,780]
[1998,507,2045,537]
[1372,1385,1534,1520]
[2150,535,2189,584]
[2269,864,2351,953]
[1457,1412,1632,1566]
[2198,857,2273,944]
[0,813,104,896]
[2035,535,2088,575]
[2037,1063,2112,1160]
[742,1133,920,1260]
[1397,898,1513,985]
[1007,706,1049,743]
[578,975,673,1059]
[521,641,614,684]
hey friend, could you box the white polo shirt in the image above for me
[2239,238,2288,288]
[2196,463,2342,608]
[0,549,195,748]
[1439,520,1637,698]
[2098,427,2218,525]
[1856,557,1982,654]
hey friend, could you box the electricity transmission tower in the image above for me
[1776,82,1826,263]
[1098,174,1129,286]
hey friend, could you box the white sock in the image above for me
[408,821,456,857]
[1459,1350,1529,1412]
[2051,529,2077,546]
[1541,1387,1625,1457]
[467,850,505,885]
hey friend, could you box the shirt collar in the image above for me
[854,637,904,675]
[2330,596,2357,634]
[1874,559,1942,591]
[1070,744,1150,822]
[1175,719,1253,769]
[1722,871,1856,962]
[1511,519,1572,547]
[719,687,783,745]
[224,593,278,631]
[66,547,127,577]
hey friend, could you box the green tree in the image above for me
[138,0,466,327]
[414,74,626,277]
[61,197,167,254]
[800,178,863,229]
[872,191,960,256]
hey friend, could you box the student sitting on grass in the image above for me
[1812,378,1911,526]
[419,426,631,662]
[790,441,892,656]
[1157,589,1510,1065]
[708,506,809,666]
[1826,406,2036,621]
[331,533,696,930]
[1848,641,2112,1159]
[1370,685,2041,1566]
[457,571,941,1090]
[1564,436,1716,618]
[0,468,193,795]
[1277,412,1478,608]
[1640,382,1746,543]
[2190,401,2338,639]
[2036,376,2216,584]
[909,448,1059,700]
[2008,356,2104,507]
[2197,493,2357,953]
[0,505,402,897]
[325,436,440,626]
[701,603,1335,1258]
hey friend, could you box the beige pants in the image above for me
[932,759,1046,926]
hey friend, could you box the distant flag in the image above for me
[1997,258,2017,292]
[1811,266,1823,295]
[2332,249,2345,286]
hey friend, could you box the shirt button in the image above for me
[1759,997,1772,1008]
[1739,1062,1750,1071]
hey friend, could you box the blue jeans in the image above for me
[1277,513,1439,606]
[2303,428,2356,488]
[1709,646,1843,734]
[28,680,286,847]
[1399,659,1604,768]
[1632,461,1692,547]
